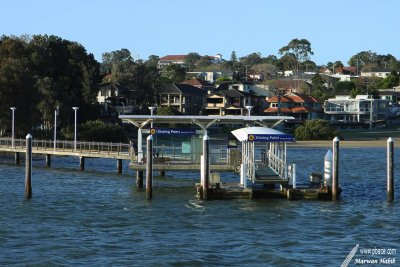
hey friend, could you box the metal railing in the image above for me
[268,150,288,180]
[0,138,130,156]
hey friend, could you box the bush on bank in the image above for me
[294,119,340,140]
[62,120,128,142]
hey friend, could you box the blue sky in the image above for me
[2,0,399,65]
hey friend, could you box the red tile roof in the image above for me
[180,78,213,87]
[267,93,320,103]
[291,107,315,113]
[159,55,186,61]
[264,107,292,113]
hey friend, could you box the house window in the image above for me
[173,96,180,104]
[185,96,192,104]
[101,90,106,96]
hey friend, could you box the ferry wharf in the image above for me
[120,115,342,201]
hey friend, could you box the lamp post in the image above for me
[54,106,59,152]
[148,106,156,128]
[72,107,79,151]
[245,105,253,117]
[10,107,16,147]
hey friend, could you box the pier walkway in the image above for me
[0,138,131,160]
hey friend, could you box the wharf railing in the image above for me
[0,138,130,156]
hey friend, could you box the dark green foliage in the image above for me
[374,74,399,89]
[311,73,328,100]
[62,120,127,142]
[156,106,182,115]
[334,81,356,94]
[0,34,101,136]
[294,119,340,140]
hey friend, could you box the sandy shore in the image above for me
[288,138,400,148]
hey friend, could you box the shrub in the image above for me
[294,119,340,140]
[61,120,127,142]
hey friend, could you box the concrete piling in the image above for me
[387,137,394,202]
[79,157,85,171]
[15,152,20,165]
[136,171,143,188]
[332,137,339,201]
[202,134,210,200]
[25,134,32,199]
[46,154,51,167]
[117,159,122,174]
[146,135,153,200]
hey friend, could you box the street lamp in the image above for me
[72,107,79,151]
[10,107,16,147]
[245,105,253,117]
[54,106,59,152]
[121,102,126,115]
[148,106,156,128]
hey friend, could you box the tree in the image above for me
[334,81,356,95]
[277,53,297,72]
[155,106,182,115]
[333,61,343,68]
[374,74,399,89]
[262,55,278,65]
[145,55,160,68]
[184,52,200,71]
[251,63,277,78]
[197,56,213,69]
[101,48,132,74]
[230,51,237,63]
[0,36,39,135]
[294,119,340,140]
[163,63,186,83]
[279,38,314,75]
[239,52,262,66]
[311,73,327,100]
[299,60,317,71]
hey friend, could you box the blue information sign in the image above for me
[151,128,196,135]
[248,134,293,142]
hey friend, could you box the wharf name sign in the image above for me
[150,128,195,135]
[248,134,293,142]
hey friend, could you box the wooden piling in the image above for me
[160,171,165,177]
[15,152,20,165]
[332,137,339,201]
[117,159,122,174]
[46,154,51,167]
[136,171,143,187]
[146,135,153,199]
[79,157,85,171]
[25,134,32,199]
[387,137,394,202]
[202,134,210,200]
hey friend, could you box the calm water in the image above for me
[0,147,399,266]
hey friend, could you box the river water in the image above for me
[0,147,399,266]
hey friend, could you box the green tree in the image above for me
[277,53,297,72]
[197,56,213,69]
[230,51,237,63]
[145,55,160,68]
[311,73,327,100]
[239,52,262,66]
[334,81,356,95]
[163,63,186,83]
[278,38,314,74]
[374,74,399,89]
[295,119,340,140]
[184,52,200,71]
[62,120,127,142]
[0,36,39,135]
[156,106,182,115]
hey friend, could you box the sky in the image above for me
[2,0,399,66]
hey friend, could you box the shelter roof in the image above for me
[231,127,287,142]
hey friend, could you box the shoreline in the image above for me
[288,139,399,148]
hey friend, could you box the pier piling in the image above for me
[46,154,51,167]
[146,135,153,200]
[136,171,143,187]
[15,152,20,165]
[160,171,165,177]
[202,134,210,200]
[332,137,339,201]
[79,157,85,171]
[25,134,32,199]
[387,137,394,202]
[117,159,122,174]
